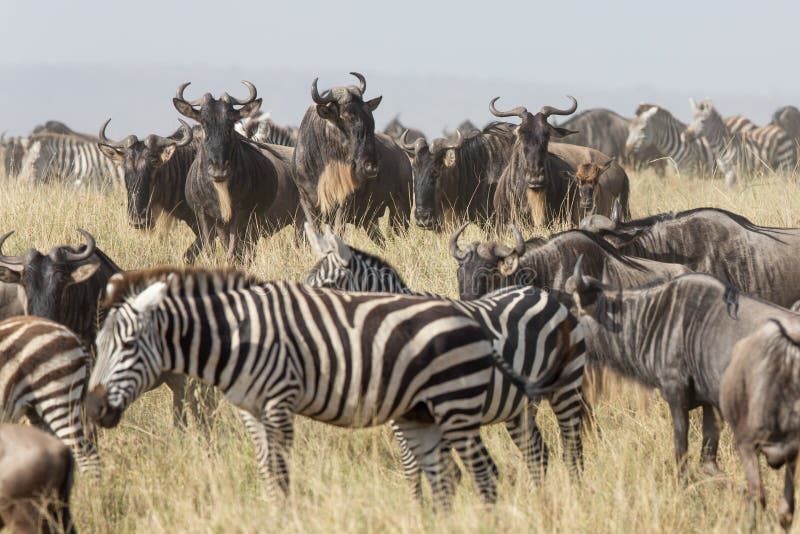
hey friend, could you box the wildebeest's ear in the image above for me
[69,262,100,286]
[0,267,21,284]
[599,158,615,174]
[549,126,579,139]
[160,145,177,164]
[132,281,168,313]
[237,99,262,120]
[498,253,519,277]
[444,149,457,168]
[316,103,338,121]
[365,96,382,112]
[172,98,202,122]
[98,143,125,162]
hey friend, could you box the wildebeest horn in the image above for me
[64,229,96,262]
[573,254,589,291]
[398,130,417,154]
[98,119,123,147]
[540,96,578,118]
[430,129,465,154]
[175,82,205,107]
[510,224,525,255]
[449,222,469,261]
[489,97,528,119]
[311,78,336,105]
[350,72,367,94]
[227,81,258,106]
[0,231,23,268]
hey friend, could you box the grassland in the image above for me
[2,169,798,533]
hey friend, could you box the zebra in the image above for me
[86,267,558,508]
[625,104,716,176]
[0,316,99,474]
[304,224,587,497]
[18,133,123,188]
[725,114,757,134]
[237,112,297,147]
[687,98,798,186]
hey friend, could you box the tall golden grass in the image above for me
[1,169,798,533]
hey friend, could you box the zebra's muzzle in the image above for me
[85,386,123,428]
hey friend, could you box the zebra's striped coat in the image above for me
[304,226,586,494]
[0,316,99,474]
[87,267,549,507]
[19,133,123,188]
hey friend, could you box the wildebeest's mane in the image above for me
[102,266,261,308]
[547,229,646,270]
[481,121,516,138]
[601,207,793,242]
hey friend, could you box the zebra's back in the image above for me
[19,134,122,187]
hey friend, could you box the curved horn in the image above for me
[573,254,589,292]
[540,95,578,118]
[430,129,465,154]
[98,118,122,147]
[489,97,528,119]
[152,119,194,148]
[448,222,469,261]
[350,72,366,94]
[0,231,23,267]
[398,130,418,155]
[311,78,336,105]
[228,80,257,106]
[510,224,525,255]
[64,229,96,262]
[175,82,204,107]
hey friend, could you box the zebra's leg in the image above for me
[700,403,725,478]
[505,403,549,484]
[34,394,100,476]
[389,421,423,502]
[240,406,294,499]
[551,387,584,479]
[393,420,457,510]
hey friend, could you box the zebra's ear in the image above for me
[131,281,168,313]
[323,228,352,264]
[305,222,328,258]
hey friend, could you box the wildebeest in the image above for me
[449,224,690,302]
[293,72,413,245]
[173,81,286,263]
[490,96,630,227]
[0,282,25,320]
[383,115,426,143]
[579,206,800,308]
[0,229,212,428]
[443,120,478,141]
[566,158,630,220]
[398,123,514,230]
[771,105,800,146]
[567,262,800,481]
[97,119,207,263]
[0,424,76,533]
[721,319,800,529]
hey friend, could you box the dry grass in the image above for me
[1,169,799,533]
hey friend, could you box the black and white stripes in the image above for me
[19,133,123,188]
[87,267,552,507]
[0,316,99,474]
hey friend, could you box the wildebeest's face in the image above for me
[98,121,193,229]
[489,97,577,192]
[404,134,463,230]
[312,73,383,182]
[173,82,261,182]
[0,230,100,321]
[572,159,614,211]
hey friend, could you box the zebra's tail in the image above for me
[490,351,566,400]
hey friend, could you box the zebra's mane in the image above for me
[102,266,261,308]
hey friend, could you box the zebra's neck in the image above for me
[652,113,691,162]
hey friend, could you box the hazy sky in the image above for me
[0,1,796,135]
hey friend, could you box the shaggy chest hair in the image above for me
[317,160,357,214]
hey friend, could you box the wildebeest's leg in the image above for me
[363,215,386,248]
[505,403,549,484]
[779,456,797,530]
[736,442,765,530]
[700,404,725,477]
[183,219,208,264]
[161,373,189,428]
[664,389,690,478]
[185,214,218,264]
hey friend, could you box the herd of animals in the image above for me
[1,72,800,531]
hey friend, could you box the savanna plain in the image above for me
[2,167,798,533]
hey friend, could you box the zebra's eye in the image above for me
[120,337,137,351]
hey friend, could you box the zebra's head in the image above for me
[625,105,659,153]
[685,98,719,141]
[86,277,169,428]
[304,223,409,293]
